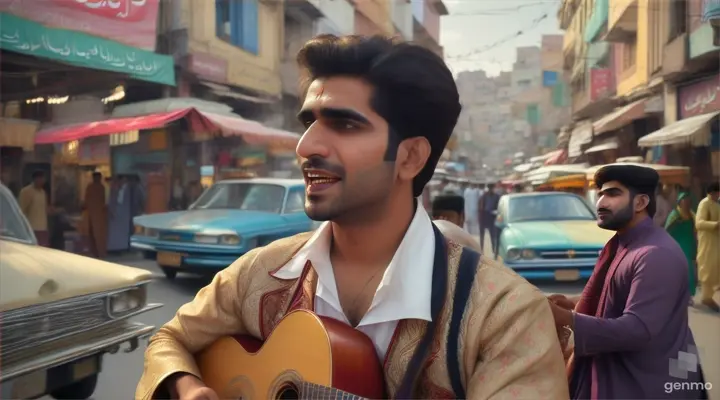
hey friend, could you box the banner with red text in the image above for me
[0,0,159,50]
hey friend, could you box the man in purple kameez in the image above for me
[549,164,708,399]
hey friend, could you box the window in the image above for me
[215,0,259,54]
[668,0,688,42]
[508,194,595,223]
[622,40,637,72]
[193,183,285,213]
[0,186,35,243]
[284,188,305,214]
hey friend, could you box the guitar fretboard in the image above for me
[300,382,365,400]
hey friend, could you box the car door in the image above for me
[282,187,312,234]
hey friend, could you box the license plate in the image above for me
[157,251,183,266]
[72,357,98,381]
[10,369,46,399]
[555,269,580,281]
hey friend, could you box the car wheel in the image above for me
[161,267,178,280]
[50,374,98,400]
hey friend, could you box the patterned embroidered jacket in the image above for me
[135,232,569,400]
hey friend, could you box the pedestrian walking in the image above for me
[478,183,500,256]
[18,170,49,246]
[665,192,698,304]
[695,182,720,312]
[463,182,480,235]
[548,164,707,399]
[82,172,108,258]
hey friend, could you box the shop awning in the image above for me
[593,98,647,135]
[584,140,618,154]
[35,108,301,145]
[637,111,720,147]
[523,164,589,185]
[35,109,195,144]
[544,149,567,165]
[568,120,593,157]
[514,163,534,173]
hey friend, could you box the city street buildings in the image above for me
[558,0,720,197]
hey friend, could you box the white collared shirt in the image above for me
[272,202,435,360]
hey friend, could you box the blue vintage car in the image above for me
[131,178,312,279]
[495,192,614,282]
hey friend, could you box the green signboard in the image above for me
[0,12,175,86]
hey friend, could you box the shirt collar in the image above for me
[618,216,653,247]
[273,202,435,325]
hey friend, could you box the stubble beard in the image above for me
[598,202,634,231]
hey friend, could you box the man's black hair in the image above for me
[707,182,720,194]
[296,34,461,197]
[432,194,464,216]
[31,170,44,179]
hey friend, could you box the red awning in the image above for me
[544,149,568,166]
[35,108,301,145]
[34,109,196,144]
[196,111,300,145]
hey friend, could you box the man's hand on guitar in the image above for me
[169,373,219,400]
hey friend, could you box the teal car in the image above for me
[495,192,614,281]
[131,178,312,279]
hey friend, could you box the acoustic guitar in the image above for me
[196,310,385,399]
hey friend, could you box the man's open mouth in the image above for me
[304,169,341,192]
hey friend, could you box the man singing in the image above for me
[549,164,707,399]
[136,35,567,400]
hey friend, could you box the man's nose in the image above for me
[296,124,331,160]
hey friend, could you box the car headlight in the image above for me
[108,287,146,318]
[521,249,537,259]
[506,248,521,261]
[219,234,241,245]
[194,234,219,244]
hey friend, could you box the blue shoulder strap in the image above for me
[446,247,481,399]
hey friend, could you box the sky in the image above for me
[440,0,564,76]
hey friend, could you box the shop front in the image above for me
[589,96,664,165]
[638,73,720,197]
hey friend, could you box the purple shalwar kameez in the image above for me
[570,217,708,399]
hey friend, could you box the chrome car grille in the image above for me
[159,231,194,242]
[539,249,600,259]
[0,295,109,363]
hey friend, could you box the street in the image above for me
[47,250,719,400]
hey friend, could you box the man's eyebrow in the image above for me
[297,107,371,124]
[599,187,622,195]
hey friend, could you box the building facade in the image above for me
[558,0,720,196]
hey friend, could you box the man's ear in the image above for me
[396,137,430,182]
[635,193,650,213]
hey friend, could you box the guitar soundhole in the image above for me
[275,383,300,399]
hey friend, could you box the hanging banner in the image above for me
[0,0,160,50]
[590,68,612,101]
[0,13,175,86]
[677,74,720,119]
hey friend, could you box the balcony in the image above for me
[285,0,323,19]
[584,0,608,43]
[391,0,413,40]
[662,33,688,81]
[412,0,440,43]
[605,0,638,42]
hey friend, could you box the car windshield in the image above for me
[508,194,595,223]
[191,182,286,213]
[0,187,35,242]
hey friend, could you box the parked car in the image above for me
[0,183,161,400]
[131,178,313,279]
[495,191,614,281]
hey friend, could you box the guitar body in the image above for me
[197,310,385,399]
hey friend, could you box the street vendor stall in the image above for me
[523,164,589,187]
[584,162,691,206]
[536,173,587,196]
